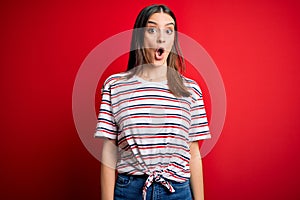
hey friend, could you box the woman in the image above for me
[95,4,211,200]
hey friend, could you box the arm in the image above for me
[100,139,117,200]
[189,141,205,200]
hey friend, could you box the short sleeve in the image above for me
[94,77,118,140]
[188,82,211,142]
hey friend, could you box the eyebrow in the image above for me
[147,20,175,26]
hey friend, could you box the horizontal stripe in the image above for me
[118,113,191,126]
[95,73,211,183]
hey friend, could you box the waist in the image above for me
[117,173,188,184]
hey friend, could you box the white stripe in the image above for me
[95,73,211,182]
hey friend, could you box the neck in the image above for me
[139,64,167,81]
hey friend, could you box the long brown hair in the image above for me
[126,4,190,97]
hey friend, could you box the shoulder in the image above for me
[182,76,203,98]
[102,72,130,88]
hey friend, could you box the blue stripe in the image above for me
[190,121,208,126]
[118,133,189,145]
[114,104,190,116]
[112,79,138,87]
[97,117,114,123]
[123,123,189,130]
[120,142,188,149]
[96,73,210,183]
[98,109,113,115]
[189,130,210,135]
[112,94,190,107]
[118,113,190,123]
[191,113,207,118]
[96,127,116,133]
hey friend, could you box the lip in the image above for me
[155,47,165,60]
[157,47,165,55]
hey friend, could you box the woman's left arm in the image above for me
[189,141,205,200]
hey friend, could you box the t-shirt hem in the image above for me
[189,133,211,142]
[94,132,116,140]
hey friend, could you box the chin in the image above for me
[153,60,167,66]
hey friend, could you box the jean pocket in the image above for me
[116,174,131,187]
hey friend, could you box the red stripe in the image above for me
[115,106,190,119]
[117,135,187,150]
[97,120,114,126]
[96,129,116,136]
[190,124,208,129]
[98,111,113,118]
[118,115,190,125]
[123,125,188,132]
[132,144,189,153]
[97,74,209,184]
[111,81,140,90]
[143,154,189,163]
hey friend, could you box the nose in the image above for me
[157,29,165,43]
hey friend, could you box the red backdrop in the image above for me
[1,0,300,199]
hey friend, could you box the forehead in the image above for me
[147,12,175,26]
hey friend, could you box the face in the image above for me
[143,12,175,66]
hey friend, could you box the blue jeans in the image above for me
[114,174,193,200]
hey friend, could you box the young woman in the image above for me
[95,4,211,200]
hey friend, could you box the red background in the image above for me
[1,0,300,199]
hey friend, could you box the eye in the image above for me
[147,27,157,34]
[166,29,173,35]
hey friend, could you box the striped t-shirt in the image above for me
[95,72,211,193]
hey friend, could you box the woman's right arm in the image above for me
[100,139,117,200]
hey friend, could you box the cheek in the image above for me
[166,38,175,50]
[143,39,154,58]
[143,35,156,48]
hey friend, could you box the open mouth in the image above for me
[155,47,165,60]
